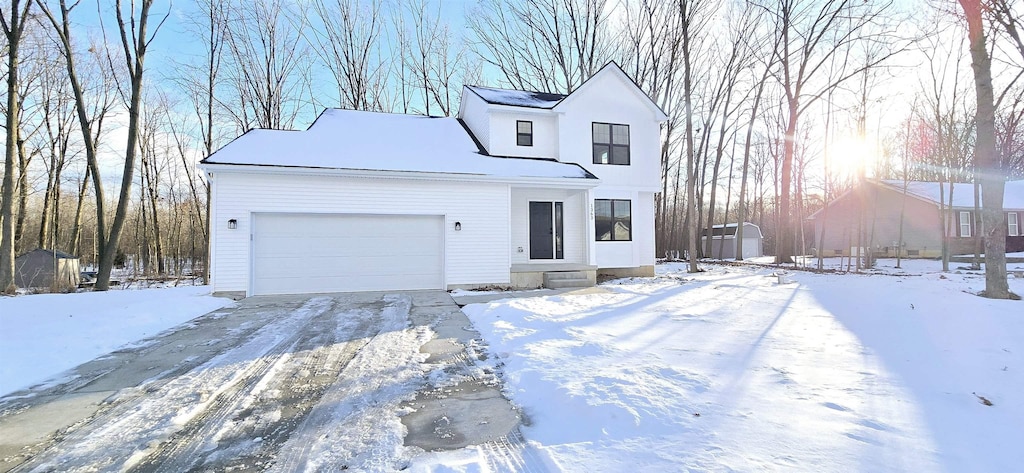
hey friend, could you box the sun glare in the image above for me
[827,136,878,180]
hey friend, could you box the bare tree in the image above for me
[468,0,613,93]
[760,0,905,263]
[85,0,167,290]
[307,0,390,111]
[221,0,309,130]
[0,0,34,292]
[959,0,1013,298]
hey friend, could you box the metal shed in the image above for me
[14,249,80,291]
[700,222,764,259]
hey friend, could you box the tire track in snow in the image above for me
[155,302,384,472]
[480,430,551,473]
[13,297,339,473]
[268,294,432,472]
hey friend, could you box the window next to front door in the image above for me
[592,122,630,165]
[529,201,564,259]
[595,199,631,241]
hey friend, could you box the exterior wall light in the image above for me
[228,219,237,230]
[455,221,462,231]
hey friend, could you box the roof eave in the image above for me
[198,162,601,188]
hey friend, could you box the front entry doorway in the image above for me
[529,201,564,260]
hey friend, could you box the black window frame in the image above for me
[594,199,632,241]
[517,120,534,147]
[592,122,630,165]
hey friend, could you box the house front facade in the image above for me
[200,63,667,297]
[808,179,1024,258]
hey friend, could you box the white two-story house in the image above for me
[200,62,667,297]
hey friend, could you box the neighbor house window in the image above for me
[1009,212,1020,237]
[959,211,972,237]
[595,199,631,241]
[593,122,630,165]
[517,120,533,146]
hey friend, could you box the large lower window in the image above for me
[959,211,972,237]
[1009,212,1020,237]
[593,122,629,165]
[595,199,631,241]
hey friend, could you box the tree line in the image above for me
[2,0,1022,298]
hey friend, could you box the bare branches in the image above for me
[468,0,614,93]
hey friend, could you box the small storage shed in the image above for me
[15,249,80,290]
[700,222,764,259]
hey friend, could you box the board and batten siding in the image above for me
[592,190,656,268]
[209,171,511,293]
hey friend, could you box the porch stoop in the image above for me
[543,271,595,289]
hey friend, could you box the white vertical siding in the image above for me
[593,189,656,268]
[458,91,492,152]
[510,187,588,265]
[555,72,662,190]
[637,192,656,265]
[487,112,559,159]
[209,170,510,293]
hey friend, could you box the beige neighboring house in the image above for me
[15,249,81,290]
[808,179,1024,258]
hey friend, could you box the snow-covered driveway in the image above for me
[1,291,448,472]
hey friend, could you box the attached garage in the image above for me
[252,213,444,295]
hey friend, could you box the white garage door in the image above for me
[252,213,444,295]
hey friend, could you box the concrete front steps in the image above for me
[543,270,594,289]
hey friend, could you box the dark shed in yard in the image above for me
[15,249,81,291]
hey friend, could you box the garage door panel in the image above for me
[252,213,444,294]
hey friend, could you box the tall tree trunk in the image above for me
[777,99,798,263]
[736,61,772,262]
[36,0,110,281]
[95,0,159,291]
[69,166,90,257]
[14,140,31,252]
[681,1,699,273]
[959,0,1012,298]
[0,0,32,293]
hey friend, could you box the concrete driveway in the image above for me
[0,291,521,472]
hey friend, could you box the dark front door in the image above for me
[529,201,563,260]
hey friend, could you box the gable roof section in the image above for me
[879,180,1024,209]
[808,179,1024,219]
[464,85,566,109]
[17,248,77,259]
[463,62,668,121]
[553,62,669,122]
[201,109,596,181]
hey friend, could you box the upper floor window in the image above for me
[1009,212,1019,237]
[959,211,972,238]
[517,120,533,146]
[593,122,630,165]
[595,199,631,241]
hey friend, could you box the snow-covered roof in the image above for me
[880,180,1024,209]
[202,109,594,180]
[464,85,566,109]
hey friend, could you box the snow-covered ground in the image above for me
[0,286,234,396]
[458,259,1024,471]
[2,260,1022,471]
